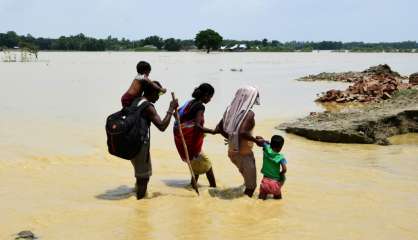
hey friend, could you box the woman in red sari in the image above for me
[173,83,217,187]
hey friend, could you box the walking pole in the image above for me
[171,92,199,195]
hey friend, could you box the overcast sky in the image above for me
[1,0,417,42]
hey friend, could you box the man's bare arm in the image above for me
[145,101,177,131]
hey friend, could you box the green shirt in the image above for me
[261,144,287,181]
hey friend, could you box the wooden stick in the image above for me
[171,92,199,195]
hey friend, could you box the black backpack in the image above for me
[106,98,151,160]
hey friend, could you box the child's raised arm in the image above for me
[256,136,269,148]
[144,78,167,93]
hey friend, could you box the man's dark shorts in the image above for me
[130,141,151,178]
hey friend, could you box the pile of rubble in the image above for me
[298,64,406,83]
[317,74,412,103]
[313,65,413,103]
[297,64,407,83]
[298,71,362,83]
[362,64,403,77]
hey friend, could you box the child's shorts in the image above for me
[259,177,283,195]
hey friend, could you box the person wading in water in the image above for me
[216,86,264,197]
[131,81,178,199]
[173,83,218,188]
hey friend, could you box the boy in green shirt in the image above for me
[258,135,287,200]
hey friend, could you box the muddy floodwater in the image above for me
[1,52,417,239]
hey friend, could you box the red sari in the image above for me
[173,100,205,161]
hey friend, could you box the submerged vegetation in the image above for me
[1,48,38,62]
[1,30,417,53]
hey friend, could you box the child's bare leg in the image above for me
[206,167,216,187]
[273,183,283,199]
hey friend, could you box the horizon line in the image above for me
[1,31,417,44]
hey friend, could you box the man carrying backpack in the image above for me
[129,81,178,199]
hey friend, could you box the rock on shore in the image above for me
[278,89,418,145]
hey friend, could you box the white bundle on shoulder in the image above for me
[222,86,260,151]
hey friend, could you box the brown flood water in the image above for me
[0,52,417,239]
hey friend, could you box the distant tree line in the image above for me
[0,31,193,52]
[1,31,417,52]
[223,39,418,52]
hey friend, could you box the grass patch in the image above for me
[134,47,160,52]
[392,88,418,98]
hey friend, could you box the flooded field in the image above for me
[1,52,417,239]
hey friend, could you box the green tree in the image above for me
[262,38,268,47]
[0,31,19,48]
[195,29,223,53]
[271,40,280,47]
[179,39,195,50]
[164,38,181,51]
[143,35,164,50]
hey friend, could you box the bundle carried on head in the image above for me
[222,86,260,151]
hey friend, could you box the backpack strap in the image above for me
[136,98,147,107]
[135,99,152,140]
[130,97,152,110]
[135,99,152,115]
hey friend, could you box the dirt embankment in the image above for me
[278,89,418,145]
[298,64,412,103]
[298,64,406,83]
[281,64,418,145]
